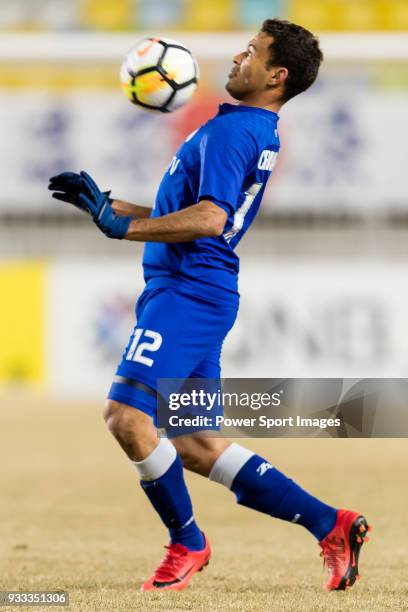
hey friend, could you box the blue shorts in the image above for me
[107,280,239,424]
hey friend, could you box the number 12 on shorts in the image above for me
[125,327,163,367]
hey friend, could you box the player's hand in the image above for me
[48,171,111,212]
[78,171,132,239]
[48,172,87,210]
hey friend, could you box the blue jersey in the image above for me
[143,103,280,297]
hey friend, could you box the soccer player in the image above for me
[49,19,370,592]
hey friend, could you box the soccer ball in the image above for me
[120,37,199,113]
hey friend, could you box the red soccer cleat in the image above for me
[141,533,211,592]
[319,509,372,591]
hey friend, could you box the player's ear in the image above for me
[267,67,288,88]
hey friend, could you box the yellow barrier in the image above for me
[177,0,235,31]
[80,0,133,31]
[1,0,408,31]
[289,0,408,31]
[382,0,408,31]
[0,63,119,91]
[0,261,45,386]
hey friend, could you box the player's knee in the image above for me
[175,438,230,477]
[103,399,123,434]
[103,399,158,460]
[103,399,150,440]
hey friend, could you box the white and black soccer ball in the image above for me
[120,37,199,113]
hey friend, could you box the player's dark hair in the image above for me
[261,19,323,102]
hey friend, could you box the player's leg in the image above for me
[105,286,237,591]
[169,345,231,475]
[173,349,370,591]
[103,399,157,460]
[209,442,337,540]
[175,426,335,534]
[103,398,210,591]
[209,442,371,590]
[103,398,205,550]
[176,434,370,590]
[173,433,229,476]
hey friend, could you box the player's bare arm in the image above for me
[112,199,152,219]
[49,170,226,242]
[123,200,227,242]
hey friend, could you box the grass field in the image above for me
[1,393,407,611]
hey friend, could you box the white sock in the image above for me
[209,443,254,489]
[131,438,177,482]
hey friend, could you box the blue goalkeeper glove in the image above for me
[77,171,132,240]
[48,171,112,212]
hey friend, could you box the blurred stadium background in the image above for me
[1,0,408,394]
[2,3,408,610]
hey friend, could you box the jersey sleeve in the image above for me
[198,125,257,216]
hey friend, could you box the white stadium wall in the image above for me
[2,85,407,213]
[1,32,408,214]
[38,257,408,399]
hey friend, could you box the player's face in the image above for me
[226,32,275,100]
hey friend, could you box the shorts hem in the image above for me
[107,387,156,418]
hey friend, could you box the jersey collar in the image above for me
[219,103,279,121]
